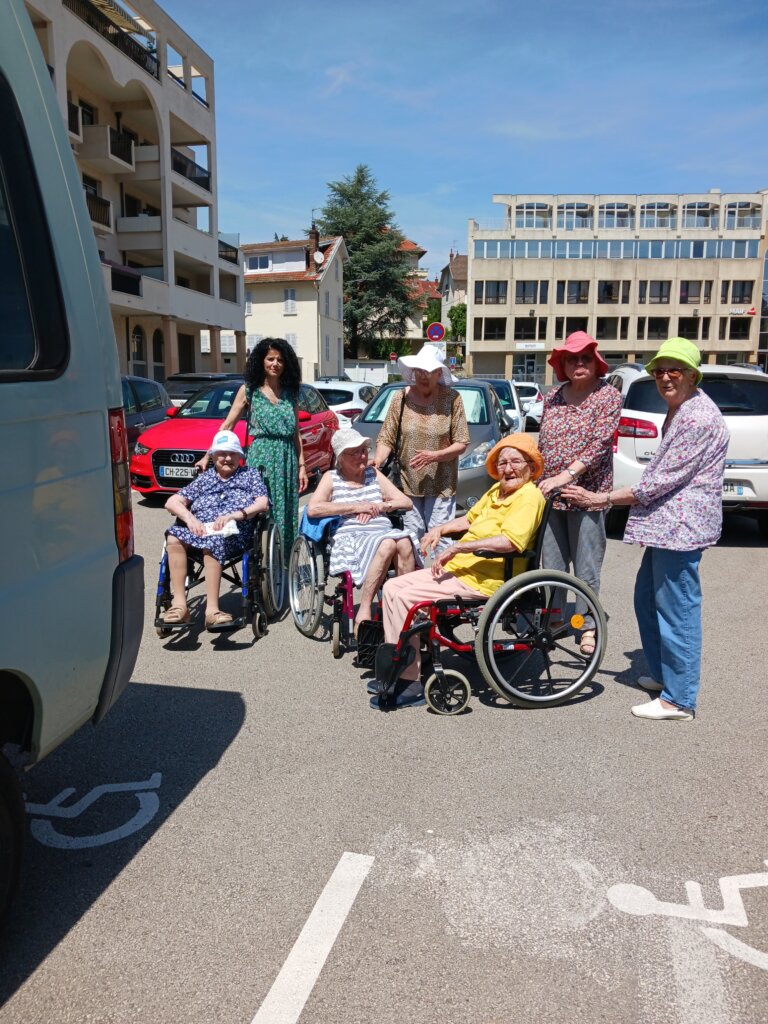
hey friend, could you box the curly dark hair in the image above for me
[244,337,302,400]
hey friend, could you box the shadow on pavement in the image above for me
[0,681,245,1006]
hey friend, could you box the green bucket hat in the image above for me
[645,337,703,385]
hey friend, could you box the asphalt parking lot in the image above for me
[1,497,767,1024]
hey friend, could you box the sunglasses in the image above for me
[651,367,685,380]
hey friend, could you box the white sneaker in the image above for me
[631,698,693,721]
[637,675,663,692]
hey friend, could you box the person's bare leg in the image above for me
[203,553,224,619]
[394,537,416,575]
[356,539,396,628]
[166,535,190,616]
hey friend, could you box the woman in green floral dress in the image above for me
[213,338,308,563]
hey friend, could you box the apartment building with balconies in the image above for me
[467,190,768,383]
[242,229,348,378]
[24,0,244,381]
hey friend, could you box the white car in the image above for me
[311,379,380,428]
[606,363,768,537]
[512,381,544,415]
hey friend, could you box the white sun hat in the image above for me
[210,429,244,458]
[398,343,455,385]
[331,428,370,458]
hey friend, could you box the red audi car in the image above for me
[130,380,338,495]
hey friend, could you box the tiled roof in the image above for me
[245,271,320,284]
[400,238,427,255]
[449,255,467,281]
[409,277,441,303]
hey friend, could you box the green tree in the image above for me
[422,298,442,337]
[316,164,419,358]
[447,303,466,344]
[273,232,289,242]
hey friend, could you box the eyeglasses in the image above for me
[651,367,685,380]
[496,458,531,469]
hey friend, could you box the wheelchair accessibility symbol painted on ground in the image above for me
[26,773,162,850]
[608,860,768,970]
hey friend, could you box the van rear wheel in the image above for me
[0,754,24,925]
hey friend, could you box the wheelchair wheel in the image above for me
[288,536,325,637]
[251,608,267,639]
[260,521,284,618]
[331,619,342,658]
[424,670,471,716]
[475,569,607,708]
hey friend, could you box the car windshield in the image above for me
[625,376,768,416]
[360,385,489,425]
[177,384,242,418]
[488,381,513,409]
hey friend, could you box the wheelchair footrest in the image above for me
[353,620,384,669]
[207,618,242,633]
[154,618,190,632]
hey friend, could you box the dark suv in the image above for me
[121,374,172,444]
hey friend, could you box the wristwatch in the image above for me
[239,507,248,521]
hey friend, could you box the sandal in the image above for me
[205,610,233,630]
[579,629,596,656]
[162,606,190,624]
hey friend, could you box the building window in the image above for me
[515,202,551,228]
[337,295,343,320]
[701,317,710,341]
[730,281,754,304]
[647,317,669,340]
[680,281,712,304]
[620,317,629,340]
[682,203,717,230]
[325,334,330,360]
[639,203,676,229]
[514,281,547,304]
[556,280,589,304]
[595,317,618,340]
[247,254,269,271]
[636,317,646,339]
[514,317,536,341]
[245,289,252,316]
[285,332,297,350]
[79,100,97,127]
[678,316,699,340]
[556,203,593,230]
[474,317,506,341]
[598,203,633,229]
[729,318,751,340]
[475,280,508,304]
[648,281,671,304]
[335,260,339,281]
[725,202,760,230]
[324,290,330,315]
[283,288,296,314]
[246,334,263,354]
[597,280,630,304]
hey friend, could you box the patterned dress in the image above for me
[167,466,268,563]
[245,386,299,560]
[327,467,421,586]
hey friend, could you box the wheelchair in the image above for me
[154,510,284,640]
[288,511,405,664]
[373,494,607,715]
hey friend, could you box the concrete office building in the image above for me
[467,191,768,383]
[25,0,244,380]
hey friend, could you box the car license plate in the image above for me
[159,466,195,479]
[722,480,745,496]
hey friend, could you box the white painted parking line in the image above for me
[250,851,374,1024]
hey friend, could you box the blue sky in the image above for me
[160,0,768,279]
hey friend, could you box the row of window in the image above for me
[473,238,761,261]
[513,201,761,231]
[244,288,344,319]
[474,279,755,306]
[472,315,755,343]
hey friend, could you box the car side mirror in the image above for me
[166,406,178,417]
[297,409,311,422]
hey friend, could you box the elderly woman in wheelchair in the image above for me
[370,433,607,713]
[289,428,420,657]
[157,430,276,635]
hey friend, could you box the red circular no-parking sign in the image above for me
[427,322,445,342]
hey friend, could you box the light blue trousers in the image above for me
[633,546,704,713]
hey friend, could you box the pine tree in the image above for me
[316,165,418,358]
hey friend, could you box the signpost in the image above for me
[389,351,398,363]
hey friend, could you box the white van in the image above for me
[0,0,144,919]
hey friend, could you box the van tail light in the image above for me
[614,416,658,452]
[108,407,135,562]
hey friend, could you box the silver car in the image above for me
[354,379,511,508]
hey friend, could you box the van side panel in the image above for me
[0,1,142,762]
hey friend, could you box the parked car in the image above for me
[165,371,243,407]
[524,397,544,431]
[474,378,524,432]
[606,363,768,536]
[512,381,544,414]
[122,374,172,444]
[130,381,337,495]
[311,379,380,428]
[354,379,511,508]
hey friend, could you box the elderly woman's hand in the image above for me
[409,449,439,470]
[539,474,568,498]
[431,543,460,577]
[354,501,383,525]
[561,484,599,510]
[420,526,443,556]
[186,514,206,538]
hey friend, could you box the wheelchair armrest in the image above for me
[386,511,405,529]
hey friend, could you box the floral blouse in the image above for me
[377,386,470,498]
[624,390,729,551]
[538,381,622,510]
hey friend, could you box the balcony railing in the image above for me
[67,101,81,135]
[218,238,239,264]
[170,148,210,191]
[62,0,159,80]
[85,190,111,228]
[109,127,134,165]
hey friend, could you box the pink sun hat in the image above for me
[548,331,609,383]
